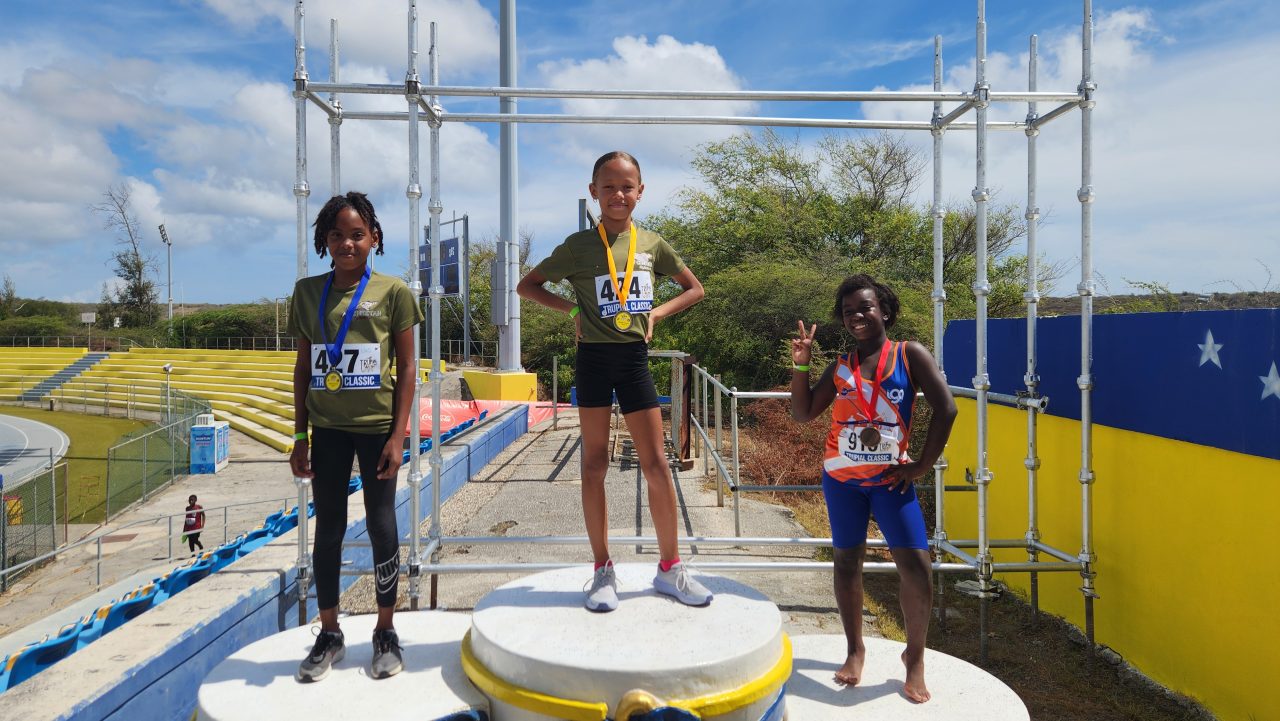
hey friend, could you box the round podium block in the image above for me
[785,634,1029,720]
[465,564,789,721]
[197,611,487,721]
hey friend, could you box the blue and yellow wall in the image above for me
[942,309,1278,721]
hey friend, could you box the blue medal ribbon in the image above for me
[318,265,372,369]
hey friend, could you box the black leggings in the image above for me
[186,533,203,552]
[310,426,400,610]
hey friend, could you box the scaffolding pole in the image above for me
[405,1,424,611]
[1077,0,1100,645]
[1024,34,1044,617]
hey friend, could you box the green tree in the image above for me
[92,182,159,328]
[645,130,1054,389]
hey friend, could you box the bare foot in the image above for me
[833,647,865,686]
[901,650,931,703]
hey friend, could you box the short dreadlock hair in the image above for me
[312,191,384,259]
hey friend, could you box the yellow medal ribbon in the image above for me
[598,222,637,331]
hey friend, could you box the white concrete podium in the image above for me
[196,569,1030,721]
[196,611,486,721]
[785,634,1029,720]
[464,564,789,721]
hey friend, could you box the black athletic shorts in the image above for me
[575,341,659,414]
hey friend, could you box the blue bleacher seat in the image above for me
[103,585,157,634]
[211,537,243,571]
[162,558,213,597]
[4,630,78,689]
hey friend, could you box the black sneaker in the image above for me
[297,629,345,682]
[371,628,403,679]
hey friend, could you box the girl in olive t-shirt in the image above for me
[287,191,423,683]
[517,151,712,613]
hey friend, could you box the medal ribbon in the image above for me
[318,265,372,367]
[598,222,637,316]
[851,340,893,425]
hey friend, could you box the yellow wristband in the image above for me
[792,364,810,372]
[568,306,580,318]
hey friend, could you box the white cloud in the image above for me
[201,0,498,79]
[537,34,757,172]
[861,9,1280,293]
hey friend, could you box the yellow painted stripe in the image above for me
[669,634,792,717]
[459,631,792,721]
[460,631,609,721]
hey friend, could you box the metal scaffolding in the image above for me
[291,0,1099,652]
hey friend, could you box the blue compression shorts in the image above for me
[821,471,929,550]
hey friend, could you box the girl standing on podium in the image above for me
[288,191,424,682]
[517,151,711,612]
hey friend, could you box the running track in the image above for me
[0,414,70,487]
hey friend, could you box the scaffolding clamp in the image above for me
[973,84,990,109]
[931,287,947,301]
[409,279,423,295]
[1076,280,1095,297]
[1076,373,1094,392]
[970,186,990,203]
[1023,455,1041,471]
[1078,469,1096,485]
[1024,112,1040,137]
[971,373,990,392]
[406,183,423,200]
[293,181,310,199]
[293,78,309,97]
[1077,80,1097,109]
[1077,184,1095,204]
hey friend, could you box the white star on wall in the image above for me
[1198,329,1224,368]
[1262,363,1280,401]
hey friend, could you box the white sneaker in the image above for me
[584,561,618,612]
[654,561,713,607]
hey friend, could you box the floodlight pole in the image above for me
[159,224,173,323]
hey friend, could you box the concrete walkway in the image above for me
[342,410,862,641]
[0,429,298,657]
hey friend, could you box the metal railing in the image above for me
[1,461,69,592]
[1,376,174,419]
[0,496,301,597]
[0,336,149,351]
[104,390,212,519]
[684,363,1044,536]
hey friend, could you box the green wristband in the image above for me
[294,432,309,441]
[568,306,580,318]
[793,364,810,372]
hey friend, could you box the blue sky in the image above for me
[3,0,1277,305]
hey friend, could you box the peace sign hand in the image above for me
[792,321,818,366]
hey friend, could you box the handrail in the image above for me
[0,495,299,585]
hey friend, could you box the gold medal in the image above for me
[323,368,344,393]
[599,223,638,333]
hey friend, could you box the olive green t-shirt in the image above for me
[287,270,425,433]
[534,226,687,343]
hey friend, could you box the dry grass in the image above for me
[732,396,1214,721]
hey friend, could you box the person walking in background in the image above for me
[183,494,205,555]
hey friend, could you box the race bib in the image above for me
[594,271,654,318]
[310,343,380,391]
[837,423,902,466]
